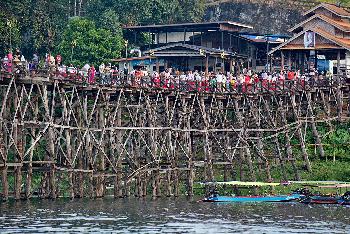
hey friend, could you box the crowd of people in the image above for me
[125,65,337,92]
[0,50,339,93]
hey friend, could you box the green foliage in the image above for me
[56,17,123,66]
[0,13,21,55]
[85,0,206,25]
[0,0,70,56]
[0,0,206,63]
[301,161,350,181]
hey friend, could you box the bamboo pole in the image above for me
[280,100,301,181]
[291,94,311,172]
[95,105,105,198]
[115,109,123,198]
[307,93,325,159]
[25,98,38,199]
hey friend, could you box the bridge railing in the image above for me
[0,68,348,95]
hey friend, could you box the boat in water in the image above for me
[201,181,309,203]
[200,181,350,204]
[300,195,340,204]
[338,191,350,205]
[203,193,305,203]
[299,184,350,205]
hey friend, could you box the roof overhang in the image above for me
[111,56,155,62]
[144,43,247,58]
[123,21,253,33]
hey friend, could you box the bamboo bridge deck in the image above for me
[0,73,349,200]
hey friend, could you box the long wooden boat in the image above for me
[300,195,340,204]
[203,193,304,203]
[200,181,350,203]
[299,186,350,205]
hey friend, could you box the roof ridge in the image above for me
[303,2,350,17]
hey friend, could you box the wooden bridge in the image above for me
[0,73,349,200]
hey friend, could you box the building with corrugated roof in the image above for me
[120,21,285,74]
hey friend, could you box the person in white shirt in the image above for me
[261,71,268,80]
[216,72,223,92]
[222,74,227,91]
[187,71,194,81]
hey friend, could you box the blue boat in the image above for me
[203,193,304,203]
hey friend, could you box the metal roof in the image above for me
[123,21,253,33]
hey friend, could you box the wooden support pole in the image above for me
[187,131,194,196]
[183,97,194,196]
[14,120,22,200]
[165,96,173,197]
[201,97,213,184]
[95,105,105,198]
[124,166,130,197]
[280,105,301,181]
[173,131,180,197]
[291,94,312,172]
[25,99,38,199]
[80,96,88,198]
[115,108,123,198]
[320,91,333,130]
[1,107,8,201]
[307,93,325,159]
[253,108,272,181]
[42,85,57,199]
[0,85,8,201]
[234,99,256,182]
[1,165,8,201]
[144,97,161,198]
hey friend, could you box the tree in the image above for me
[0,13,21,56]
[56,17,123,66]
[0,0,70,57]
[85,0,206,26]
[338,0,350,6]
[176,0,206,23]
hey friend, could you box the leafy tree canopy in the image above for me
[0,0,206,62]
[85,0,206,25]
[56,17,123,66]
[0,13,21,54]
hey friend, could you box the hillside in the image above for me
[203,0,349,34]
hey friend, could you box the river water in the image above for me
[0,197,349,233]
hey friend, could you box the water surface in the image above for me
[1,197,349,233]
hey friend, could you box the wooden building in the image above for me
[123,21,275,74]
[269,3,350,75]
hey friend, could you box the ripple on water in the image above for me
[0,198,350,233]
